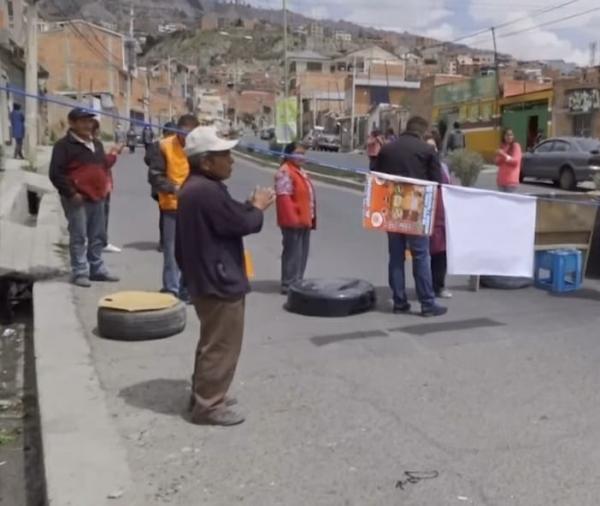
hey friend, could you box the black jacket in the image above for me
[175,172,264,299]
[373,132,443,183]
[146,140,177,194]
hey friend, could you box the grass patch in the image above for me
[0,428,20,446]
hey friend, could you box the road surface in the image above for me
[72,151,600,506]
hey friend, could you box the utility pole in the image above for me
[350,55,357,152]
[25,0,39,162]
[143,70,150,123]
[282,0,289,140]
[125,2,134,123]
[167,56,173,120]
[283,0,288,100]
[491,27,501,142]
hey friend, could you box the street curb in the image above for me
[234,149,365,192]
[34,281,137,505]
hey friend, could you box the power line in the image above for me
[497,5,600,39]
[416,0,582,51]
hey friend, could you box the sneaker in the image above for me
[188,395,237,412]
[436,289,453,299]
[90,273,120,282]
[421,305,448,318]
[190,406,245,426]
[103,244,122,253]
[392,302,411,314]
[72,276,91,288]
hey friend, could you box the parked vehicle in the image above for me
[316,132,340,152]
[521,136,600,190]
[260,127,275,140]
[304,126,324,149]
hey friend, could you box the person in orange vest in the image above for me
[275,142,316,294]
[148,114,200,299]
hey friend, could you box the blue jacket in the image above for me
[10,110,25,139]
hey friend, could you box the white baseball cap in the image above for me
[184,126,239,157]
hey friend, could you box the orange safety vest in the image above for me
[158,135,189,211]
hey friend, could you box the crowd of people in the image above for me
[46,105,527,426]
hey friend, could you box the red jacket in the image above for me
[275,160,316,229]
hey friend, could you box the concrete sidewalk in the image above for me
[46,151,600,506]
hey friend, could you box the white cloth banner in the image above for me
[442,185,537,277]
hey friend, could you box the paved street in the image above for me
[73,151,600,506]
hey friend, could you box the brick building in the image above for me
[38,20,188,136]
[552,68,600,139]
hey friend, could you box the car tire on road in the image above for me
[559,167,576,191]
[286,278,376,317]
[97,300,187,341]
[480,275,533,290]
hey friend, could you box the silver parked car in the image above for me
[521,136,600,190]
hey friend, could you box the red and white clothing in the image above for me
[275,160,316,229]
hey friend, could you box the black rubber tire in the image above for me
[97,301,187,341]
[286,278,376,317]
[480,275,533,290]
[559,167,576,191]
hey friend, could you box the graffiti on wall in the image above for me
[567,89,600,113]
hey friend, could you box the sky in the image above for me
[250,0,600,65]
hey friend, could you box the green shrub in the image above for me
[446,149,484,187]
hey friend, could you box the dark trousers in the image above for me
[14,138,24,159]
[281,228,311,290]
[103,193,111,246]
[159,208,164,248]
[387,233,436,311]
[431,252,447,295]
[191,296,245,414]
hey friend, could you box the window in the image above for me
[552,141,571,152]
[573,114,592,137]
[306,62,323,72]
[535,142,554,153]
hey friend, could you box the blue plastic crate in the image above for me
[534,249,583,293]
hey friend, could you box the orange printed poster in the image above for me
[363,172,438,236]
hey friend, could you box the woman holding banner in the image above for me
[425,134,452,299]
[275,142,316,295]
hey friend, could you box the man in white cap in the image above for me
[176,126,275,426]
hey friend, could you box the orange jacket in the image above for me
[158,135,189,211]
[275,160,316,229]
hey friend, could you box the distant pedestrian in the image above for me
[142,125,155,150]
[148,114,200,300]
[10,104,25,159]
[176,125,275,426]
[495,128,522,193]
[48,108,119,287]
[446,121,466,153]
[367,129,384,170]
[425,133,452,299]
[114,123,124,144]
[126,126,137,153]
[374,116,447,317]
[146,121,177,252]
[385,128,397,143]
[275,142,316,294]
[534,129,545,146]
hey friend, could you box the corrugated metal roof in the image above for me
[354,78,420,89]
